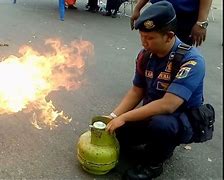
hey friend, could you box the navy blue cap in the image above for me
[135,1,176,32]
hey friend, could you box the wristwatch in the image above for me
[196,20,208,29]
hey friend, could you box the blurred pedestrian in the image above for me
[86,0,99,12]
[104,0,128,18]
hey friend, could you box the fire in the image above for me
[0,39,93,129]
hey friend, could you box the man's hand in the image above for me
[190,24,207,47]
[130,10,141,30]
[106,116,126,134]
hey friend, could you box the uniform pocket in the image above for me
[178,112,193,144]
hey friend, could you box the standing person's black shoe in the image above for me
[111,11,117,18]
[86,7,97,13]
[123,163,163,180]
[103,11,112,16]
[90,8,97,13]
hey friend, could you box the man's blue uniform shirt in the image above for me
[133,37,205,109]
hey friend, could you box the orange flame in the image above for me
[0,39,94,129]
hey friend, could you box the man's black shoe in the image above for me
[123,163,163,180]
[103,11,112,16]
[111,12,117,18]
[86,8,97,13]
[166,151,173,160]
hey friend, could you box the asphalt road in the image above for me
[0,0,223,179]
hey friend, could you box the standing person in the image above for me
[86,0,99,12]
[130,0,212,46]
[103,0,128,18]
[106,1,206,179]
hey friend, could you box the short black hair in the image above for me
[155,18,177,35]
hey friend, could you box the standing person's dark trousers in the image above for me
[105,0,128,17]
[86,0,98,12]
[176,12,198,45]
[105,0,118,15]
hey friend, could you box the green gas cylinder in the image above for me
[76,116,120,175]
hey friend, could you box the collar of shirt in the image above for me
[168,37,182,60]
